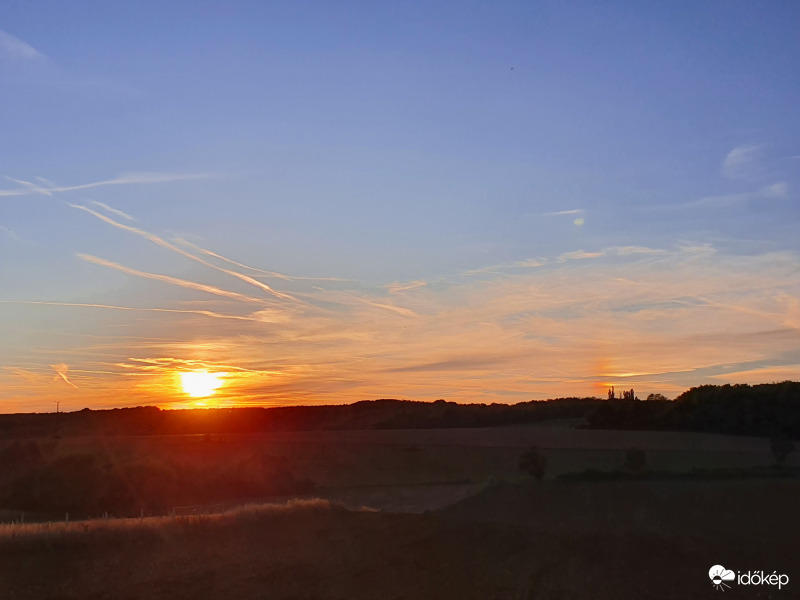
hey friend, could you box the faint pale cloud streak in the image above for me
[76,253,268,305]
[91,201,135,222]
[557,249,604,262]
[0,172,216,198]
[689,180,789,209]
[539,209,585,217]
[385,280,428,293]
[722,144,765,180]
[51,363,78,388]
[0,30,44,62]
[70,204,300,303]
[0,300,262,323]
[0,225,21,241]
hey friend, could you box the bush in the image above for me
[771,438,796,465]
[519,445,547,480]
[623,448,646,474]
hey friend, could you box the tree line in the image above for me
[0,382,797,440]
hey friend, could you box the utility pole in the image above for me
[55,400,60,414]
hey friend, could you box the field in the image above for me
[0,422,798,598]
[8,421,785,512]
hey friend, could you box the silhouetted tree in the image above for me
[646,393,669,402]
[771,438,796,465]
[623,447,646,474]
[519,445,547,480]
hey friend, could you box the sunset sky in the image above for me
[2,1,799,412]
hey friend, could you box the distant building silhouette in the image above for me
[608,386,638,400]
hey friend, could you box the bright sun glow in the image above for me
[180,370,224,398]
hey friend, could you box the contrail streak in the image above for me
[91,201,135,221]
[70,204,300,303]
[365,300,419,318]
[77,254,266,305]
[540,209,584,216]
[51,363,78,388]
[302,288,418,318]
[4,176,53,196]
[0,300,262,322]
[174,238,350,282]
[0,172,213,198]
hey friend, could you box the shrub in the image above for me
[771,438,796,465]
[623,448,646,474]
[518,445,547,480]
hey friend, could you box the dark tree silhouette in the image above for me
[623,447,646,474]
[519,445,547,480]
[771,438,796,465]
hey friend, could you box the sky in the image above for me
[1,1,799,412]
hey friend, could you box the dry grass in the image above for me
[0,498,337,543]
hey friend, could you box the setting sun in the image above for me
[179,371,225,398]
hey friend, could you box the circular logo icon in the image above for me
[709,565,735,591]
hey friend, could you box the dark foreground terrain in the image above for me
[2,385,798,599]
[1,478,797,600]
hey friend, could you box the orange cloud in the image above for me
[4,242,799,411]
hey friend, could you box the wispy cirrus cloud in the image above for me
[710,365,800,384]
[0,225,21,242]
[0,172,216,198]
[70,203,300,303]
[611,246,665,256]
[0,30,44,63]
[200,246,794,399]
[51,363,77,388]
[722,144,766,180]
[0,30,142,96]
[464,257,547,276]
[688,180,789,209]
[557,249,604,262]
[91,201,135,222]
[172,237,349,283]
[0,300,261,323]
[360,299,418,318]
[385,280,428,294]
[76,253,269,305]
[539,208,584,217]
[4,176,54,196]
[531,208,586,226]
[5,212,800,409]
[645,180,790,213]
[644,145,791,214]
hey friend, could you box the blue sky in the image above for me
[1,1,799,411]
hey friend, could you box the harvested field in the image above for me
[1,423,797,598]
[1,478,797,599]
